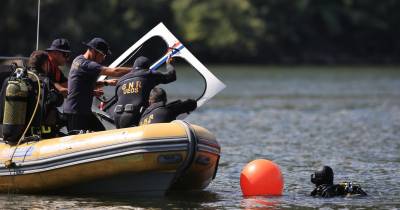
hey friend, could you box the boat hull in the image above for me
[0,121,220,196]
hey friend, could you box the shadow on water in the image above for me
[0,190,221,209]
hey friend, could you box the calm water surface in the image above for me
[1,66,399,209]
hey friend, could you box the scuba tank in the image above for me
[2,67,31,143]
[1,64,64,143]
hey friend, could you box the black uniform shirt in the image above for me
[63,55,102,114]
[115,64,176,109]
[139,99,197,125]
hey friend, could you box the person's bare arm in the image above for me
[96,79,118,87]
[54,82,68,97]
[100,66,131,77]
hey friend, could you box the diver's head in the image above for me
[311,166,334,186]
[149,87,167,104]
[28,50,49,74]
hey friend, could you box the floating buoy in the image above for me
[240,159,284,196]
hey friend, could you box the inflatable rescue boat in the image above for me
[0,121,220,196]
[0,23,225,196]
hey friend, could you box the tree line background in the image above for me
[1,0,399,64]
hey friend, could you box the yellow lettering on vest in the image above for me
[141,114,154,125]
[122,81,142,95]
[41,126,52,134]
[128,82,134,89]
[122,84,127,94]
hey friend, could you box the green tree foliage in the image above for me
[1,0,399,64]
[172,0,265,60]
[251,0,400,63]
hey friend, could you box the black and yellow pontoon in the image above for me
[0,121,220,196]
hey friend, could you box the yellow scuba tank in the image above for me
[2,68,30,143]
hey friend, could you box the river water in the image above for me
[1,66,399,209]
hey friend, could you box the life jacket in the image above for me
[139,99,197,125]
[115,69,153,110]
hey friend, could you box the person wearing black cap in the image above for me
[310,166,367,198]
[114,56,176,128]
[139,87,196,125]
[45,38,71,97]
[63,37,130,132]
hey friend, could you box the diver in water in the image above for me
[310,166,367,198]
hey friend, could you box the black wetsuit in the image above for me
[0,71,63,142]
[114,64,176,128]
[139,99,197,125]
[32,75,64,139]
[311,182,367,198]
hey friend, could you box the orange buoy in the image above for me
[240,159,284,196]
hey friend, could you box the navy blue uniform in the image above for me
[63,55,105,131]
[114,64,176,128]
[139,99,197,125]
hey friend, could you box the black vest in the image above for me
[113,67,176,128]
[139,99,197,125]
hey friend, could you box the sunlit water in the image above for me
[1,66,399,209]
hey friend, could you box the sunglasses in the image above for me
[62,52,70,59]
[95,49,106,58]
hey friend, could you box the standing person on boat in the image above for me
[310,165,367,198]
[45,38,71,97]
[139,87,196,125]
[114,56,176,128]
[63,37,130,132]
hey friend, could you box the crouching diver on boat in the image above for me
[310,166,367,198]
[0,51,64,144]
[139,87,196,125]
[114,56,176,128]
[63,37,130,132]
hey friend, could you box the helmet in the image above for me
[311,166,334,186]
